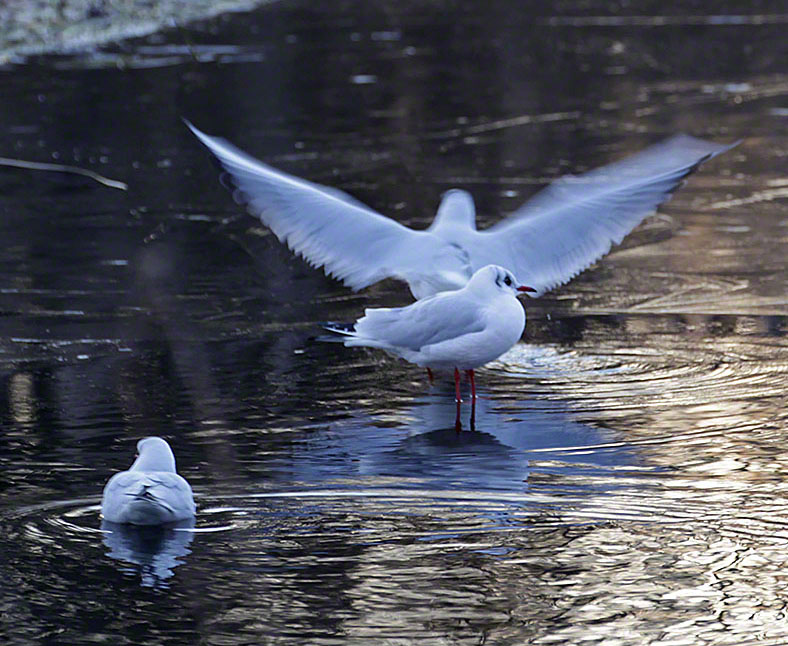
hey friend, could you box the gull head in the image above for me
[467,264,536,298]
[131,436,178,473]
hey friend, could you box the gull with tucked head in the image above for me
[101,437,196,526]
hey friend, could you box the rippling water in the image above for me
[1,1,787,644]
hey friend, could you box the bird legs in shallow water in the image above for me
[452,368,476,403]
[454,392,477,432]
[452,367,477,432]
[424,368,478,431]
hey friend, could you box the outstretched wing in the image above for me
[186,120,456,292]
[482,134,737,295]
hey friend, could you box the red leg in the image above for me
[455,400,462,432]
[454,367,462,403]
[465,369,476,399]
[426,367,434,384]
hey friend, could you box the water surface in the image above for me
[1,1,787,644]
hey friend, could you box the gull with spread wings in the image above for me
[186,120,735,299]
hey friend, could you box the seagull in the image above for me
[323,264,535,402]
[101,437,196,525]
[186,119,736,299]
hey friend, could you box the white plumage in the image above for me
[101,437,196,525]
[324,264,534,400]
[186,120,736,299]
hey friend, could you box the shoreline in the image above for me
[0,0,272,64]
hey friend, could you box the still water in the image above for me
[1,1,787,644]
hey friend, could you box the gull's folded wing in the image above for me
[355,293,485,351]
[186,120,451,291]
[482,135,737,294]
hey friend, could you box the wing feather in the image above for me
[354,293,485,351]
[186,120,450,291]
[484,134,738,294]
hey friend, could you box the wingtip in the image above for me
[711,137,742,157]
[673,132,741,158]
[182,117,211,145]
[181,116,197,133]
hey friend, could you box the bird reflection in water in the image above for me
[456,389,476,432]
[101,518,195,589]
[286,379,638,495]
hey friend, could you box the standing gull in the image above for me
[101,437,196,525]
[186,120,736,299]
[323,264,535,403]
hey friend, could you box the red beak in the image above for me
[517,285,537,293]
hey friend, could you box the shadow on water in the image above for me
[0,0,787,644]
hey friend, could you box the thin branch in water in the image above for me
[0,156,128,190]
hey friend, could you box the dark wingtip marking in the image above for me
[321,321,356,333]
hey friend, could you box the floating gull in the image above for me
[101,437,196,525]
[186,120,736,299]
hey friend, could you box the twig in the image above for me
[0,156,128,190]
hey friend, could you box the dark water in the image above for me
[1,1,787,644]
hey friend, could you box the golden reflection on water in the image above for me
[182,470,788,644]
[8,371,35,425]
[484,289,788,642]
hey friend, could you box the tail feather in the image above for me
[127,484,174,512]
[321,321,356,336]
[314,321,356,343]
[316,321,396,353]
